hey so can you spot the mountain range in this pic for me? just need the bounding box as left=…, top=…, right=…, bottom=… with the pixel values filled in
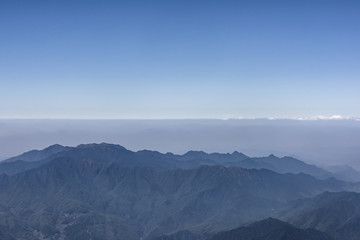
left=0, top=143, right=359, bottom=239
left=1, top=143, right=352, bottom=181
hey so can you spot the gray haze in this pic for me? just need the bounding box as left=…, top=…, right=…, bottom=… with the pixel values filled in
left=0, top=119, right=359, bottom=169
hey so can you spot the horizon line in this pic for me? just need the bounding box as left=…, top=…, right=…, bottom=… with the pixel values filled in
left=0, top=115, right=359, bottom=121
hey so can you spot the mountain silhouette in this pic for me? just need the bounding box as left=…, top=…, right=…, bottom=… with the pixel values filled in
left=208, top=218, right=332, bottom=240
left=0, top=143, right=359, bottom=239
left=0, top=143, right=338, bottom=180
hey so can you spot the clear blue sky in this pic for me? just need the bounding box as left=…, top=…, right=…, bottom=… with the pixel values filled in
left=1, top=0, right=359, bottom=119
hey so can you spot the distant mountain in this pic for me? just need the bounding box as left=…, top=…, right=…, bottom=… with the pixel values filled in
left=0, top=143, right=336, bottom=181
left=326, top=165, right=360, bottom=182
left=177, top=151, right=333, bottom=180
left=0, top=144, right=71, bottom=175
left=282, top=191, right=360, bottom=240
left=208, top=218, right=332, bottom=240
left=0, top=143, right=181, bottom=175
left=0, top=156, right=354, bottom=240
left=4, top=144, right=70, bottom=163
left=179, top=150, right=248, bottom=162
left=235, top=155, right=333, bottom=179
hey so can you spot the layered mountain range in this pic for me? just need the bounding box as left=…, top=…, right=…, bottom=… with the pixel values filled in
left=0, top=143, right=359, bottom=240
left=0, top=143, right=348, bottom=180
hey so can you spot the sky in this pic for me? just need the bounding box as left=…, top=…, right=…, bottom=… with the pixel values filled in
left=1, top=0, right=360, bottom=119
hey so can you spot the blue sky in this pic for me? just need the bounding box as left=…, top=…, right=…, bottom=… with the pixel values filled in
left=1, top=0, right=359, bottom=119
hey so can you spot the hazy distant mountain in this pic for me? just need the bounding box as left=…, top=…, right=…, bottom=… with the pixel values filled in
left=0, top=144, right=72, bottom=175
left=4, top=144, right=70, bottom=163
left=282, top=191, right=360, bottom=240
left=208, top=218, right=332, bottom=240
left=0, top=143, right=181, bottom=175
left=235, top=155, right=333, bottom=179
left=0, top=154, right=354, bottom=240
left=0, top=143, right=337, bottom=181
left=326, top=165, right=360, bottom=182
left=179, top=150, right=248, bottom=163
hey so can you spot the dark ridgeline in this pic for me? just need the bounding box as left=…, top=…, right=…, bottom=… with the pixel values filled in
left=0, top=143, right=339, bottom=179
left=208, top=218, right=332, bottom=240
left=3, top=144, right=70, bottom=163
left=0, top=143, right=359, bottom=240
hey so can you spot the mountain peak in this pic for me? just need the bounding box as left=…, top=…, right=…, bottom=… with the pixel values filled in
left=76, top=142, right=127, bottom=151
left=183, top=150, right=207, bottom=157
left=210, top=218, right=332, bottom=240
left=3, top=144, right=69, bottom=163
left=232, top=151, right=247, bottom=156
left=43, top=144, right=66, bottom=152
left=47, top=143, right=64, bottom=148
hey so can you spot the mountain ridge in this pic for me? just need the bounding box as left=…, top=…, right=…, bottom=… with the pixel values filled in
left=0, top=155, right=356, bottom=240
left=208, top=218, right=332, bottom=240
left=281, top=191, right=360, bottom=240
left=0, top=143, right=344, bottom=181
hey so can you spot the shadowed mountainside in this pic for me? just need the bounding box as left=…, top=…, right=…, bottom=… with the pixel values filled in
left=282, top=191, right=360, bottom=240
left=0, top=143, right=359, bottom=239
left=0, top=155, right=356, bottom=239
left=208, top=218, right=332, bottom=240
